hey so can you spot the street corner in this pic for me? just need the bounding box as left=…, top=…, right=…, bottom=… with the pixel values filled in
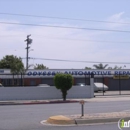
left=45, top=115, right=76, bottom=125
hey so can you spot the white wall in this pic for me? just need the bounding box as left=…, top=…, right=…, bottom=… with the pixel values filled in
left=0, top=85, right=93, bottom=101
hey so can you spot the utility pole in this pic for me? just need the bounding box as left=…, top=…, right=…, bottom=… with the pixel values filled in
left=25, top=35, right=33, bottom=70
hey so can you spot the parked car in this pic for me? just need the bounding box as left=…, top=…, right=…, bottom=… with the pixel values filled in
left=37, top=84, right=50, bottom=87
left=0, top=83, right=4, bottom=87
left=76, top=83, right=85, bottom=86
left=94, top=82, right=108, bottom=92
left=76, top=82, right=108, bottom=92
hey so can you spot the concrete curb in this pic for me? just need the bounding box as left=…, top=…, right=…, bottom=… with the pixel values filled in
left=45, top=112, right=130, bottom=125
left=0, top=100, right=79, bottom=105
left=47, top=115, right=75, bottom=125
left=75, top=118, right=121, bottom=124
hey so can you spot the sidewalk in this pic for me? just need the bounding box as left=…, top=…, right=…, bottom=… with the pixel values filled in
left=0, top=95, right=130, bottom=105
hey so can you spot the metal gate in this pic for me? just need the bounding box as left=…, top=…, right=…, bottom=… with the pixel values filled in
left=94, top=74, right=130, bottom=96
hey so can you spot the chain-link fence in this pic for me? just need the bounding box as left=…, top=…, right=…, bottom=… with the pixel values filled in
left=94, top=74, right=130, bottom=96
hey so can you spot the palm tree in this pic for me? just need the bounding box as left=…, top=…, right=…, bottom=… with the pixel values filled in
left=85, top=67, right=92, bottom=69
left=108, top=65, right=122, bottom=69
left=34, top=64, right=48, bottom=69
left=93, top=63, right=108, bottom=69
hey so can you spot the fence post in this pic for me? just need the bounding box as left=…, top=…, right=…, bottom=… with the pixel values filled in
left=103, top=75, right=104, bottom=96
left=85, top=74, right=87, bottom=85
left=119, top=73, right=121, bottom=95
left=90, top=72, right=94, bottom=98
left=21, top=73, right=23, bottom=86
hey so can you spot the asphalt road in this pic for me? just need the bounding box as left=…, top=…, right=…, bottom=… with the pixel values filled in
left=41, top=124, right=120, bottom=130
left=0, top=101, right=130, bottom=130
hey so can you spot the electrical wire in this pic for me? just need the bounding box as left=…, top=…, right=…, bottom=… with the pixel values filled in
left=0, top=21, right=130, bottom=33
left=34, top=36, right=130, bottom=43
left=22, top=57, right=130, bottom=65
left=0, top=35, right=129, bottom=44
left=0, top=12, right=130, bottom=25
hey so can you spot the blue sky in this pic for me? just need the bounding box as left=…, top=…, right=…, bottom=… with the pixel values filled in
left=0, top=0, right=130, bottom=69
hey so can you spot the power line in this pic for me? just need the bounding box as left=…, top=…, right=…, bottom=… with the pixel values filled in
left=23, top=57, right=130, bottom=65
left=34, top=36, right=130, bottom=43
left=0, top=21, right=130, bottom=33
left=0, top=35, right=129, bottom=44
left=0, top=12, right=130, bottom=25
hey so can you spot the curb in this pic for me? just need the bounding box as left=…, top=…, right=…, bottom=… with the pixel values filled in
left=45, top=112, right=130, bottom=125
left=47, top=115, right=75, bottom=125
left=0, top=100, right=79, bottom=105
left=75, top=118, right=120, bottom=124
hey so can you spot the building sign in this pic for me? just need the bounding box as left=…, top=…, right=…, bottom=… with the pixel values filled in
left=0, top=69, right=10, bottom=74
left=0, top=70, right=4, bottom=73
left=113, top=75, right=129, bottom=79
left=26, top=70, right=130, bottom=77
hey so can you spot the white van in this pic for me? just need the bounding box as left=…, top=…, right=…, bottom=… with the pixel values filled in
left=76, top=82, right=108, bottom=92
left=0, top=83, right=3, bottom=87
left=94, top=82, right=108, bottom=92
left=37, top=84, right=50, bottom=87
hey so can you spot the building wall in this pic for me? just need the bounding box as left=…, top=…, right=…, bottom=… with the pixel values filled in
left=2, top=76, right=130, bottom=91
left=1, top=69, right=130, bottom=91
left=108, top=78, right=130, bottom=90
left=0, top=86, right=93, bottom=101
left=23, top=77, right=90, bottom=86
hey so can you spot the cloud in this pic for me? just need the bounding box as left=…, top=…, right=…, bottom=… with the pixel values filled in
left=106, top=12, right=128, bottom=28
left=109, top=12, right=125, bottom=21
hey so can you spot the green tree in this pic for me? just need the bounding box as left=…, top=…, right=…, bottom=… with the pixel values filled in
left=0, top=55, right=24, bottom=73
left=34, top=64, right=48, bottom=69
left=54, top=74, right=73, bottom=101
left=93, top=63, right=108, bottom=69
left=0, top=55, right=24, bottom=86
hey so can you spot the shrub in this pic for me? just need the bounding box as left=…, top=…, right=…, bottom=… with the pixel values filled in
left=54, top=73, right=73, bottom=101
